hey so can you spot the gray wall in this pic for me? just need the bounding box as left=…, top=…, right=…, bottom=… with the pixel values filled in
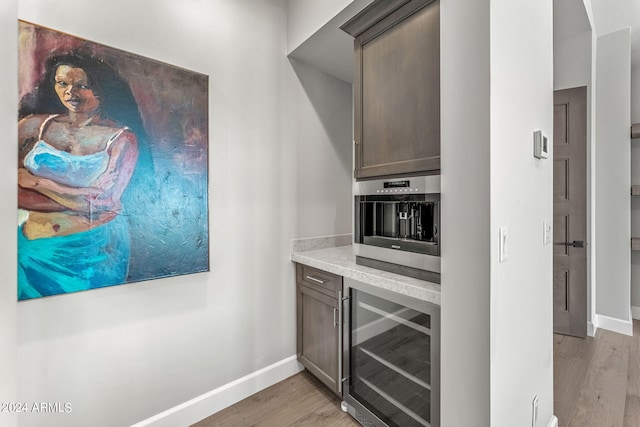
left=631, top=64, right=640, bottom=316
left=554, top=32, right=592, bottom=91
left=13, top=1, right=352, bottom=426
left=440, top=0, right=554, bottom=425
left=440, top=0, right=491, bottom=425
left=595, top=28, right=631, bottom=325
left=286, top=58, right=353, bottom=238
left=0, top=2, right=17, bottom=427
left=287, top=0, right=353, bottom=53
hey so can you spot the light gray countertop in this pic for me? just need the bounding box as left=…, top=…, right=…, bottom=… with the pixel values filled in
left=291, top=243, right=441, bottom=306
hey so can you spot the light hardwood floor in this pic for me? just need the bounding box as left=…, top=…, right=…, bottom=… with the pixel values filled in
left=192, top=371, right=359, bottom=427
left=555, top=319, right=640, bottom=427
left=194, top=320, right=640, bottom=427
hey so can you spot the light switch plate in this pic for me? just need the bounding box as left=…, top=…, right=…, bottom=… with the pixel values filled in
left=543, top=221, right=551, bottom=245
left=499, top=227, right=508, bottom=262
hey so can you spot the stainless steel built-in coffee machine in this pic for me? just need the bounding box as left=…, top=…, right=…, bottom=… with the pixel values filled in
left=354, top=176, right=440, bottom=283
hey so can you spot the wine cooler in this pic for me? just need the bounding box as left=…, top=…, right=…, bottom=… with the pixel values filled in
left=342, top=278, right=440, bottom=427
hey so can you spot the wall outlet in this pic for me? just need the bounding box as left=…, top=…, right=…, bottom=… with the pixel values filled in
left=532, top=395, right=539, bottom=427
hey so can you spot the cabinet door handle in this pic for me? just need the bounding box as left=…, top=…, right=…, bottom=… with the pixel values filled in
left=305, top=275, right=326, bottom=284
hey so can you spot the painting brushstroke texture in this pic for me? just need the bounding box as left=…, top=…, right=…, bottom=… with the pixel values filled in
left=17, top=21, right=209, bottom=300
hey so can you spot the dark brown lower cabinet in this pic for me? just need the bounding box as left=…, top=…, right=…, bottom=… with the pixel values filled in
left=296, top=263, right=343, bottom=397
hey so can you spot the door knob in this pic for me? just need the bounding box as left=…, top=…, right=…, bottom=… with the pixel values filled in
left=555, top=240, right=585, bottom=248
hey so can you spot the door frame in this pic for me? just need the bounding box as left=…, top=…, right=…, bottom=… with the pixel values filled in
left=585, top=85, right=594, bottom=338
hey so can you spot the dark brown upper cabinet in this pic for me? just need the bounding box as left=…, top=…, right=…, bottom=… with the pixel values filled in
left=341, top=0, right=440, bottom=181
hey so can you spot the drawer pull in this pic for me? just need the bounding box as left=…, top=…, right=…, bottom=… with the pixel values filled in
left=305, top=275, right=326, bottom=284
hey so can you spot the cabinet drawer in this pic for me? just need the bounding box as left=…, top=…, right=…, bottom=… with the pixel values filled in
left=296, top=263, right=342, bottom=296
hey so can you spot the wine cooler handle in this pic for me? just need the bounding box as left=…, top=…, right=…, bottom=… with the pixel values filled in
left=338, top=290, right=343, bottom=394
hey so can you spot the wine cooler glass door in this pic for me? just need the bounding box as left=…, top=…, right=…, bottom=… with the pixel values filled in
left=348, top=287, right=435, bottom=427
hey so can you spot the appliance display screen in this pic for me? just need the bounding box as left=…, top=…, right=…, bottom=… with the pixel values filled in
left=383, top=180, right=410, bottom=188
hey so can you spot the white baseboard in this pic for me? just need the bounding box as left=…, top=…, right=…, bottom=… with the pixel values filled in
left=131, top=355, right=304, bottom=427
left=548, top=415, right=558, bottom=427
left=593, top=313, right=633, bottom=336
left=632, top=305, right=640, bottom=321
left=587, top=320, right=596, bottom=337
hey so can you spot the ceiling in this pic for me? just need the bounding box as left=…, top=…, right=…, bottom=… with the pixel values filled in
left=290, top=0, right=640, bottom=84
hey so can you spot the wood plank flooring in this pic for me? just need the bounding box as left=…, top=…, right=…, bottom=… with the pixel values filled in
left=625, top=321, right=640, bottom=426
left=194, top=320, right=640, bottom=427
left=192, top=370, right=359, bottom=427
left=555, top=320, right=640, bottom=427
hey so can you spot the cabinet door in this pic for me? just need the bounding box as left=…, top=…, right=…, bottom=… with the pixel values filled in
left=353, top=0, right=440, bottom=180
left=296, top=284, right=341, bottom=396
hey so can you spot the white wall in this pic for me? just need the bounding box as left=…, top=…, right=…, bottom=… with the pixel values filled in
left=286, top=0, right=374, bottom=84
left=594, top=28, right=632, bottom=331
left=285, top=58, right=353, bottom=238
left=0, top=1, right=18, bottom=427
left=442, top=0, right=554, bottom=425
left=286, top=0, right=353, bottom=53
left=15, top=1, right=352, bottom=426
left=555, top=32, right=592, bottom=90
left=440, top=0, right=491, bottom=424
left=630, top=64, right=640, bottom=316
left=489, top=0, right=555, bottom=426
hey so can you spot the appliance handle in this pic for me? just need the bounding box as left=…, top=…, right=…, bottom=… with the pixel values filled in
left=338, top=290, right=344, bottom=393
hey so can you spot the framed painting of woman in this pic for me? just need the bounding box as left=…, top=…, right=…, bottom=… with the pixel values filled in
left=18, top=21, right=209, bottom=300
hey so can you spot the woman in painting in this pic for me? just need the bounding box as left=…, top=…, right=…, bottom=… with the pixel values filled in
left=18, top=52, right=147, bottom=300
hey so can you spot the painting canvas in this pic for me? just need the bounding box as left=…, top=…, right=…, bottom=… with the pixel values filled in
left=17, top=21, right=209, bottom=301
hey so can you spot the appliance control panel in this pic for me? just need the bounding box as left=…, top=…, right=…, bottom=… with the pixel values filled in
left=354, top=175, right=441, bottom=195
left=376, top=187, right=421, bottom=194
